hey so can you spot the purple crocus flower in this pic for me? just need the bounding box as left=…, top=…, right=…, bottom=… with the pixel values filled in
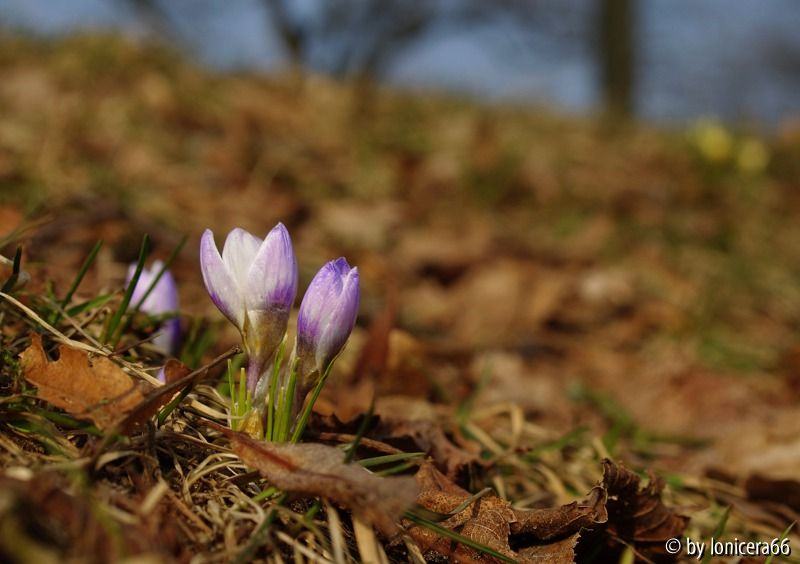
left=295, top=257, right=360, bottom=383
left=200, top=224, right=298, bottom=392
left=126, top=260, right=180, bottom=356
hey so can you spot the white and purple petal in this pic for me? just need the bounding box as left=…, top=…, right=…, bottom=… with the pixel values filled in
left=126, top=260, right=181, bottom=355
left=246, top=222, right=298, bottom=312
left=297, top=258, right=359, bottom=375
left=222, top=227, right=262, bottom=289
left=200, top=229, right=244, bottom=328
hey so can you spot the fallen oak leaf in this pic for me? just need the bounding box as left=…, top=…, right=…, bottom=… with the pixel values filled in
left=510, top=486, right=608, bottom=540
left=602, top=458, right=689, bottom=559
left=21, top=335, right=240, bottom=440
left=517, top=532, right=581, bottom=564
left=208, top=422, right=418, bottom=536
left=21, top=334, right=146, bottom=431
left=409, top=463, right=607, bottom=562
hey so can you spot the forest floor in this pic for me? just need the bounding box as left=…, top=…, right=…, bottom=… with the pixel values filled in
left=1, top=33, right=800, bottom=563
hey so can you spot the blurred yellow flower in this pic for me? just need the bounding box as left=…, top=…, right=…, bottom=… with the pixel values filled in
left=692, top=120, right=733, bottom=163
left=736, top=138, right=769, bottom=174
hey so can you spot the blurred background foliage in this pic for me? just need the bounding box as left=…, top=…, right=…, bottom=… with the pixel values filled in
left=0, top=0, right=799, bottom=124
left=0, top=0, right=799, bottom=477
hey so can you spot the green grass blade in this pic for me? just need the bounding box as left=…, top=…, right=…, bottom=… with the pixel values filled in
left=525, top=426, right=589, bottom=459
left=51, top=240, right=102, bottom=324
left=701, top=506, right=730, bottom=564
left=234, top=493, right=287, bottom=564
left=156, top=383, right=193, bottom=426
left=104, top=234, right=150, bottom=346
left=181, top=320, right=216, bottom=369
left=403, top=511, right=517, bottom=563
left=66, top=293, right=114, bottom=317
left=266, top=340, right=285, bottom=442
left=0, top=246, right=22, bottom=293
left=290, top=361, right=332, bottom=443
left=251, top=486, right=280, bottom=503
left=375, top=461, right=417, bottom=476
left=130, top=235, right=186, bottom=314
left=117, top=234, right=186, bottom=342
left=276, top=364, right=297, bottom=442
left=358, top=452, right=425, bottom=468
left=226, top=360, right=236, bottom=429
left=764, top=520, right=796, bottom=564
left=344, top=401, right=374, bottom=463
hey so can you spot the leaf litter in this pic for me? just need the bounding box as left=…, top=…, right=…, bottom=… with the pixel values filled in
left=20, top=333, right=147, bottom=431
left=210, top=421, right=419, bottom=536
left=406, top=459, right=687, bottom=562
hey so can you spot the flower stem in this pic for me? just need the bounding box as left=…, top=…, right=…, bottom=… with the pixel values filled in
left=275, top=362, right=298, bottom=441
left=290, top=362, right=333, bottom=443
left=265, top=343, right=285, bottom=441
left=245, top=355, right=263, bottom=396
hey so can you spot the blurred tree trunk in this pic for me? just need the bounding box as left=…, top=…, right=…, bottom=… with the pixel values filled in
left=599, top=0, right=635, bottom=117
left=263, top=0, right=306, bottom=91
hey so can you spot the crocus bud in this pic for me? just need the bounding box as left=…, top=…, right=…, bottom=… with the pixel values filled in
left=126, top=260, right=180, bottom=355
left=200, top=224, right=298, bottom=391
left=295, top=258, right=359, bottom=382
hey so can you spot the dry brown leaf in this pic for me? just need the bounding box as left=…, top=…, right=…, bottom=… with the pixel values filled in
left=517, top=532, right=581, bottom=564
left=380, top=418, right=479, bottom=479
left=511, top=486, right=608, bottom=540
left=409, top=464, right=517, bottom=560
left=212, top=423, right=418, bottom=535
left=20, top=334, right=146, bottom=431
left=375, top=397, right=480, bottom=479
left=0, top=472, right=180, bottom=561
left=350, top=284, right=396, bottom=386
left=409, top=463, right=606, bottom=562
left=745, top=473, right=800, bottom=513
left=162, top=358, right=191, bottom=385
left=602, top=458, right=689, bottom=557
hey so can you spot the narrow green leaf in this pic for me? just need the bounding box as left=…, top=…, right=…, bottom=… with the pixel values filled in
left=375, top=461, right=417, bottom=476
left=344, top=401, right=375, bottom=463
left=156, top=383, right=193, bottom=426
left=227, top=360, right=236, bottom=430
left=0, top=246, right=22, bottom=293
left=251, top=486, right=280, bottom=503
left=66, top=293, right=114, bottom=317
left=701, top=506, right=730, bottom=564
left=403, top=511, right=517, bottom=563
left=266, top=340, right=285, bottom=442
left=275, top=363, right=298, bottom=442
left=234, top=493, right=287, bottom=564
left=105, top=234, right=150, bottom=346
left=290, top=361, right=333, bottom=443
left=764, top=520, right=796, bottom=564
left=131, top=235, right=186, bottom=314
left=358, top=452, right=425, bottom=468
left=51, top=240, right=102, bottom=324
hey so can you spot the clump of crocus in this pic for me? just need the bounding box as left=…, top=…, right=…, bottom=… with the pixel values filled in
left=126, top=260, right=180, bottom=357
left=200, top=224, right=298, bottom=393
left=200, top=224, right=359, bottom=442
